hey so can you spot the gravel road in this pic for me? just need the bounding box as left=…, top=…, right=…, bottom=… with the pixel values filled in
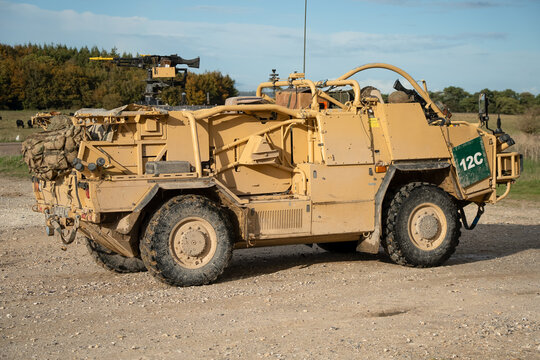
left=0, top=143, right=22, bottom=156
left=0, top=176, right=539, bottom=359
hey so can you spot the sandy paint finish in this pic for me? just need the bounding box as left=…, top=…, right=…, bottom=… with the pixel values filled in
left=28, top=64, right=521, bottom=257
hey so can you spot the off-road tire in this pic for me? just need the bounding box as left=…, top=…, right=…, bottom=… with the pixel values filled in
left=86, top=237, right=147, bottom=273
left=381, top=182, right=461, bottom=267
left=140, top=195, right=234, bottom=287
left=317, top=241, right=358, bottom=253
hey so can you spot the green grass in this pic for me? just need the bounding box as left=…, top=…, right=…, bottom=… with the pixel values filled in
left=452, top=112, right=522, bottom=135
left=0, top=155, right=29, bottom=178
left=500, top=158, right=540, bottom=201
left=0, top=109, right=41, bottom=142
left=0, top=109, right=74, bottom=143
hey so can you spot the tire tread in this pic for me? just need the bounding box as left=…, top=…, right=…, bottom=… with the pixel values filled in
left=86, top=238, right=147, bottom=273
left=381, top=182, right=461, bottom=267
left=140, top=195, right=233, bottom=286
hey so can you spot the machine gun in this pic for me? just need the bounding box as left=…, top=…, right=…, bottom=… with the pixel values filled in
left=393, top=79, right=427, bottom=108
left=90, top=54, right=200, bottom=105
left=393, top=79, right=447, bottom=123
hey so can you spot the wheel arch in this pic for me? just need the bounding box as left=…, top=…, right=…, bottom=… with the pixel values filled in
left=80, top=178, right=244, bottom=258
left=131, top=180, right=243, bottom=251
left=139, top=192, right=235, bottom=286
left=359, top=161, right=458, bottom=254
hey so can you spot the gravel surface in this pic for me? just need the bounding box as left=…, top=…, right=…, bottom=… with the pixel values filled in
left=0, top=143, right=22, bottom=156
left=0, top=176, right=539, bottom=359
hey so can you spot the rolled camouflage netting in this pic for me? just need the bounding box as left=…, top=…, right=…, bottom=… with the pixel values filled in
left=22, top=115, right=83, bottom=181
left=388, top=91, right=413, bottom=104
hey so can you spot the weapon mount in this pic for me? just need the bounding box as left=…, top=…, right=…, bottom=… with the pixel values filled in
left=90, top=54, right=200, bottom=105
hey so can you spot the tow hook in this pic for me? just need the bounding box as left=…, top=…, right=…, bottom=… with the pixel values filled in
left=44, top=210, right=80, bottom=244
left=57, top=216, right=80, bottom=244
left=459, top=203, right=485, bottom=230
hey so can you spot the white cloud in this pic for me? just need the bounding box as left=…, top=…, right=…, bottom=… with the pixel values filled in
left=0, top=1, right=535, bottom=94
left=355, top=0, right=511, bottom=9
left=186, top=5, right=255, bottom=14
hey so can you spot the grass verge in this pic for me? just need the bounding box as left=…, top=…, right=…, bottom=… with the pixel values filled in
left=0, top=109, right=42, bottom=142
left=500, top=158, right=540, bottom=201
left=452, top=113, right=522, bottom=135
left=0, top=155, right=29, bottom=178
left=0, top=109, right=74, bottom=143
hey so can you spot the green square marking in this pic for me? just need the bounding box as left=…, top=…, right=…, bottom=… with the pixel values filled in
left=452, top=136, right=491, bottom=188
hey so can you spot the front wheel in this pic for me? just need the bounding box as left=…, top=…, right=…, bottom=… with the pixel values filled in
left=140, top=195, right=234, bottom=287
left=381, top=183, right=461, bottom=267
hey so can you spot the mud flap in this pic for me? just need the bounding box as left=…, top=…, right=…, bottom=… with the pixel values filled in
left=356, top=230, right=380, bottom=254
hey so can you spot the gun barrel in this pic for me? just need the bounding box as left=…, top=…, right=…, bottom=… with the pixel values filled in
left=149, top=55, right=200, bottom=69
left=179, top=57, right=200, bottom=69
left=89, top=57, right=115, bottom=61
left=89, top=54, right=200, bottom=68
left=393, top=79, right=410, bottom=94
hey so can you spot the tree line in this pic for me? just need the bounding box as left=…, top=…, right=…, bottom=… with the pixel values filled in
left=1, top=44, right=539, bottom=114
left=0, top=44, right=237, bottom=110
left=428, top=86, right=540, bottom=115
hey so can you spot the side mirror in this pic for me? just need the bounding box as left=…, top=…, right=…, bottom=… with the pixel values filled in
left=479, top=93, right=489, bottom=116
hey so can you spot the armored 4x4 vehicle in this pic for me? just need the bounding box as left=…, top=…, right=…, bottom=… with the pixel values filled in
left=25, top=63, right=521, bottom=286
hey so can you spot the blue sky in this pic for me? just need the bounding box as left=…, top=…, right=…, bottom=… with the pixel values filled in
left=0, top=0, right=539, bottom=94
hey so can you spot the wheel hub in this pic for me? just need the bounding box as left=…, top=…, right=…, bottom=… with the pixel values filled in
left=169, top=218, right=218, bottom=269
left=416, top=215, right=440, bottom=240
left=180, top=229, right=207, bottom=257
left=408, top=203, right=447, bottom=251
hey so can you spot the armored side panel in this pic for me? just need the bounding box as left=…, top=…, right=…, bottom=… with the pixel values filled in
left=316, top=113, right=373, bottom=165
left=298, top=164, right=375, bottom=235
left=377, top=103, right=450, bottom=161
left=209, top=113, right=297, bottom=195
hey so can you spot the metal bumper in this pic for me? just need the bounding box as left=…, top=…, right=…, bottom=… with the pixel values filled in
left=496, top=152, right=521, bottom=183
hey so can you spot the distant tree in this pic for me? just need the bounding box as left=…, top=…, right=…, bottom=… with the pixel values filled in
left=440, top=86, right=471, bottom=112
left=184, top=71, right=238, bottom=105
left=0, top=58, right=22, bottom=109
left=0, top=44, right=144, bottom=109
left=101, top=93, right=124, bottom=109
left=22, top=55, right=54, bottom=109
left=0, top=43, right=537, bottom=114
left=478, top=88, right=495, bottom=100
left=520, top=92, right=535, bottom=108
left=494, top=96, right=521, bottom=115
left=160, top=87, right=185, bottom=106
left=459, top=95, right=478, bottom=113
left=429, top=90, right=443, bottom=104
left=497, top=89, right=519, bottom=100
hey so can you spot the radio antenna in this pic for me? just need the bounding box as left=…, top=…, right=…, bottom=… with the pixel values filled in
left=303, top=0, right=307, bottom=74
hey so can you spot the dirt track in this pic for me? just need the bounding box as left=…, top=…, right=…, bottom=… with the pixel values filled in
left=0, top=176, right=539, bottom=359
left=0, top=143, right=22, bottom=156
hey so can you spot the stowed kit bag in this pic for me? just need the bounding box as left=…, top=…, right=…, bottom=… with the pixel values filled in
left=22, top=115, right=83, bottom=181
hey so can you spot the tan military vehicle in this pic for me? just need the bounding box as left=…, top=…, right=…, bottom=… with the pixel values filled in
left=24, top=63, right=521, bottom=286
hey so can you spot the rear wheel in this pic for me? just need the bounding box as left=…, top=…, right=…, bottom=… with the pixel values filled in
left=140, top=195, right=234, bottom=287
left=381, top=183, right=461, bottom=267
left=86, top=238, right=147, bottom=273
